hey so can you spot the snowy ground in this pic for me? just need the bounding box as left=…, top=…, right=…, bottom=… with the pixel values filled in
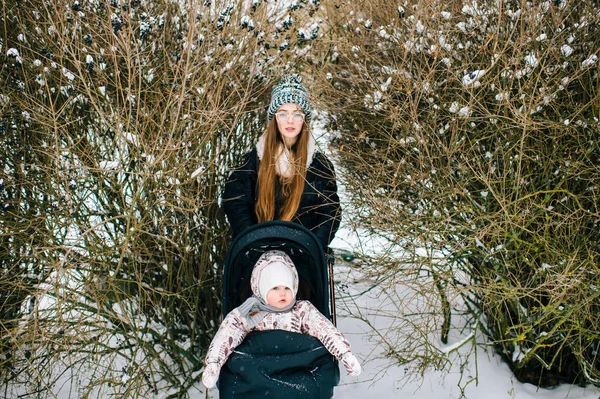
left=324, top=221, right=600, bottom=399
left=330, top=242, right=600, bottom=399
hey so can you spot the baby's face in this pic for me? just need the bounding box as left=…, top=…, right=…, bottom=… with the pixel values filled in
left=266, top=286, right=294, bottom=308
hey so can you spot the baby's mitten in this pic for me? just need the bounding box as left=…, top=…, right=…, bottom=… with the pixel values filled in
left=202, top=363, right=221, bottom=389
left=341, top=352, right=362, bottom=376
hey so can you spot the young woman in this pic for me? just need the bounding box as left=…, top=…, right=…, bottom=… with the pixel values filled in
left=222, top=74, right=341, bottom=252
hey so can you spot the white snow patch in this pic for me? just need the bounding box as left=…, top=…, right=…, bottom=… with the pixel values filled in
left=7, top=47, right=22, bottom=63
left=62, top=68, right=75, bottom=81
left=512, top=344, right=530, bottom=363
left=145, top=68, right=155, bottom=83
left=458, top=106, right=471, bottom=118
left=191, top=165, right=206, bottom=179
left=540, top=1, right=551, bottom=12
left=495, top=92, right=509, bottom=101
left=462, top=3, right=479, bottom=16
left=380, top=77, right=392, bottom=92
left=462, top=70, right=486, bottom=87
left=415, top=21, right=425, bottom=35
left=99, top=161, right=119, bottom=170
left=123, top=132, right=139, bottom=146
left=560, top=44, right=574, bottom=57
left=524, top=53, right=538, bottom=68
left=582, top=54, right=598, bottom=68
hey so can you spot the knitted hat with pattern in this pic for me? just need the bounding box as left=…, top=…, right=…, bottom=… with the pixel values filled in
left=267, top=74, right=312, bottom=122
left=250, top=250, right=299, bottom=303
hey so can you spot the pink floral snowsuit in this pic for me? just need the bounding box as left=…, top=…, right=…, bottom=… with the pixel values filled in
left=204, top=300, right=352, bottom=369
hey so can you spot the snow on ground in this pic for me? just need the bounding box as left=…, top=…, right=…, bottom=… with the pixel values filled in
left=327, top=226, right=600, bottom=399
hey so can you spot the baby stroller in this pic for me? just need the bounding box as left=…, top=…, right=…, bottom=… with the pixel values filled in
left=218, top=220, right=340, bottom=398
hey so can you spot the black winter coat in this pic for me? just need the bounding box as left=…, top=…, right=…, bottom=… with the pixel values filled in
left=222, top=148, right=341, bottom=250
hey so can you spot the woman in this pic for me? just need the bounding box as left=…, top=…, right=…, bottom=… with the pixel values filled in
left=223, top=74, right=341, bottom=252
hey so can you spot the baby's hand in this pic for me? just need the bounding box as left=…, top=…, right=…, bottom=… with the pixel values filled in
left=202, top=363, right=221, bottom=389
left=341, top=352, right=362, bottom=376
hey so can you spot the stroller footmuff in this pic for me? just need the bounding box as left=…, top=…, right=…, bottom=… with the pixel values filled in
left=218, top=221, right=340, bottom=398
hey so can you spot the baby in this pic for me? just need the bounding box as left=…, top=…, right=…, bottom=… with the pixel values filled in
left=202, top=250, right=361, bottom=389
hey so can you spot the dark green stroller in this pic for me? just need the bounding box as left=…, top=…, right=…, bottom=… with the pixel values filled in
left=217, top=220, right=340, bottom=398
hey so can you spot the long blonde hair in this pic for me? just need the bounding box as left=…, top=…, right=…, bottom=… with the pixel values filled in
left=256, top=118, right=310, bottom=222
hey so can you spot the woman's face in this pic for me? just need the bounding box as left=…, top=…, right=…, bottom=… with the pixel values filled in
left=275, top=103, right=305, bottom=147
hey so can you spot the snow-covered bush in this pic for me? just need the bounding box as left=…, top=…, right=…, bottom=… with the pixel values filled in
left=0, top=0, right=325, bottom=397
left=317, top=0, right=600, bottom=388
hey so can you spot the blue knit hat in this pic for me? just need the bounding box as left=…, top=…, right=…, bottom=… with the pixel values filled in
left=268, top=74, right=312, bottom=122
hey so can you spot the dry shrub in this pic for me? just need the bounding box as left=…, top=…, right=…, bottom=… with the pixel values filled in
left=316, top=0, right=600, bottom=388
left=1, top=0, right=327, bottom=397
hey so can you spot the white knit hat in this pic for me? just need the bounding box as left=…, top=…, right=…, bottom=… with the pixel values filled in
left=257, top=262, right=296, bottom=302
left=251, top=250, right=299, bottom=302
